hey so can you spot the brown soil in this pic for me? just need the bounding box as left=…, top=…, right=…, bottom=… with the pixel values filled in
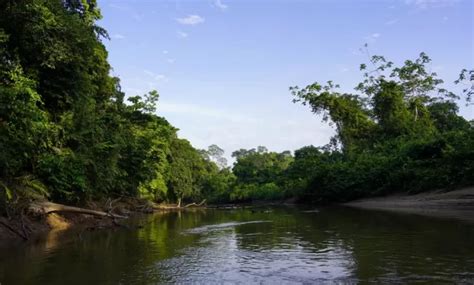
left=0, top=198, right=150, bottom=242
left=0, top=198, right=208, bottom=243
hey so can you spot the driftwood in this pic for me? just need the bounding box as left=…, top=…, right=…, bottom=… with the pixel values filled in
left=152, top=204, right=177, bottom=210
left=152, top=199, right=207, bottom=210
left=29, top=201, right=126, bottom=219
left=183, top=199, right=207, bottom=208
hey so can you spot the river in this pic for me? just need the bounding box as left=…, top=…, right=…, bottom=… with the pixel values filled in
left=1, top=206, right=473, bottom=284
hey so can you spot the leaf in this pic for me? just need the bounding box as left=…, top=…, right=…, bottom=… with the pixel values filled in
left=0, top=181, right=13, bottom=200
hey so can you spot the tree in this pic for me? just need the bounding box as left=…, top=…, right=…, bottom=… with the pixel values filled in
left=291, top=81, right=375, bottom=152
left=167, top=138, right=207, bottom=206
left=202, top=144, right=228, bottom=169
left=455, top=69, right=474, bottom=105
left=230, top=147, right=293, bottom=201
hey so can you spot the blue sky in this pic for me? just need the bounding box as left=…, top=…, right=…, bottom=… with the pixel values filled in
left=99, top=0, right=473, bottom=159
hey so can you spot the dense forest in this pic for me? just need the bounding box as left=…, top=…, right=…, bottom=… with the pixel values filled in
left=1, top=0, right=473, bottom=215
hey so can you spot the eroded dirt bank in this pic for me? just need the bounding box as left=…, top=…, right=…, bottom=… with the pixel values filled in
left=0, top=198, right=207, bottom=243
left=0, top=200, right=137, bottom=242
left=345, top=187, right=474, bottom=222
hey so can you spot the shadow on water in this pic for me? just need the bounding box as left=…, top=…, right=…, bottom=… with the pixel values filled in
left=0, top=206, right=473, bottom=284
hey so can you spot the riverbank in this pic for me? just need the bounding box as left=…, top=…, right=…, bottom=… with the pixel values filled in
left=0, top=198, right=211, bottom=242
left=345, top=186, right=474, bottom=222
left=4, top=187, right=474, bottom=241
left=0, top=198, right=150, bottom=242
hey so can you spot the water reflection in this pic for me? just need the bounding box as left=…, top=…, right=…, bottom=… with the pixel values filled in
left=0, top=206, right=473, bottom=284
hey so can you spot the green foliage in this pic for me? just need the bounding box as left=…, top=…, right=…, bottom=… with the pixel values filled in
left=0, top=64, right=51, bottom=178
left=287, top=52, right=474, bottom=203
left=0, top=0, right=471, bottom=209
left=228, top=148, right=292, bottom=202
left=37, top=150, right=87, bottom=201
left=224, top=53, right=474, bottom=204
left=0, top=0, right=229, bottom=208
left=455, top=69, right=474, bottom=104
left=167, top=138, right=201, bottom=203
left=291, top=82, right=376, bottom=152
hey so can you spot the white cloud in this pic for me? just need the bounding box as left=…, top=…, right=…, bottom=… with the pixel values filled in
left=433, top=65, right=444, bottom=72
left=405, top=0, right=460, bottom=9
left=132, top=13, right=144, bottom=22
left=365, top=33, right=381, bottom=43
left=108, top=3, right=128, bottom=10
left=177, top=31, right=188, bottom=38
left=163, top=50, right=169, bottom=54
left=214, top=0, right=228, bottom=10
left=385, top=18, right=399, bottom=25
left=144, top=70, right=167, bottom=82
left=167, top=58, right=176, bottom=64
left=349, top=47, right=364, bottom=56
left=158, top=102, right=334, bottom=161
left=176, top=15, right=205, bottom=25
left=122, top=87, right=144, bottom=96
left=159, top=102, right=256, bottom=123
left=111, top=34, right=125, bottom=40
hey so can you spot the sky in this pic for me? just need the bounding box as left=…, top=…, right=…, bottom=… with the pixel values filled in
left=98, top=0, right=474, bottom=159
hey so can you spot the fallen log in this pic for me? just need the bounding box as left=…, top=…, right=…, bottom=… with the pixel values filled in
left=183, top=199, right=207, bottom=208
left=151, top=199, right=207, bottom=210
left=151, top=203, right=179, bottom=210
left=29, top=201, right=127, bottom=219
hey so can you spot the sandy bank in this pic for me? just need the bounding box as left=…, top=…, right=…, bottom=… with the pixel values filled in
left=345, top=187, right=474, bottom=222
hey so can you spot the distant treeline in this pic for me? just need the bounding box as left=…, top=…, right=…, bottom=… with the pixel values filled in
left=225, top=54, right=474, bottom=203
left=1, top=1, right=473, bottom=212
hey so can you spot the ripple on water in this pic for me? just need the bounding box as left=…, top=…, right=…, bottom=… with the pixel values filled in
left=1, top=207, right=474, bottom=284
left=183, top=220, right=272, bottom=234
left=153, top=228, right=356, bottom=284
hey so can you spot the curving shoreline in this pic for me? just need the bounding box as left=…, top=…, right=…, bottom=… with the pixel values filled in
left=345, top=187, right=474, bottom=222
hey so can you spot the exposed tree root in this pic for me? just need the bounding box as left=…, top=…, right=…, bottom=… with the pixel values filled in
left=29, top=201, right=127, bottom=219
left=0, top=217, right=28, bottom=240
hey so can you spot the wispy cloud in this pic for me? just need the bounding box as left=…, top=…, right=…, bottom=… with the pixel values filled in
left=111, top=34, right=125, bottom=40
left=158, top=102, right=334, bottom=162
left=132, top=13, right=144, bottom=22
left=349, top=47, right=364, bottom=56
left=385, top=18, right=399, bottom=25
left=176, top=15, right=205, bottom=25
left=405, top=0, right=460, bottom=9
left=163, top=50, right=169, bottom=54
left=214, top=0, right=228, bottom=10
left=167, top=58, right=176, bottom=64
left=144, top=70, right=167, bottom=82
left=177, top=31, right=188, bottom=38
left=107, top=3, right=143, bottom=22
left=108, top=3, right=129, bottom=11
left=159, top=102, right=256, bottom=123
left=365, top=33, right=381, bottom=43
